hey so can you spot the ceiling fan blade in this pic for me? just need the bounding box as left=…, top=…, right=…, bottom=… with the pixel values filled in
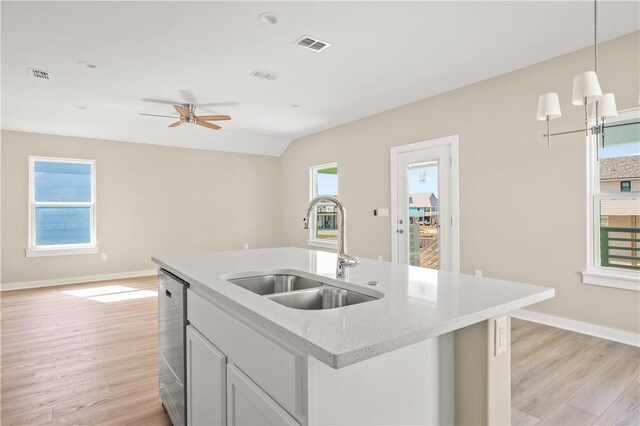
left=197, top=115, right=231, bottom=121
left=140, top=113, right=179, bottom=119
left=168, top=121, right=182, bottom=128
left=196, top=120, right=221, bottom=130
left=141, top=98, right=181, bottom=105
left=174, top=105, right=190, bottom=117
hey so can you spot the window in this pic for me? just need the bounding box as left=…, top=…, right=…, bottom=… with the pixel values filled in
left=309, top=163, right=338, bottom=247
left=583, top=109, right=640, bottom=290
left=27, top=157, right=97, bottom=257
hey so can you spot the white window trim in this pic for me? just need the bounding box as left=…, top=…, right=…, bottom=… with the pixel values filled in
left=308, top=162, right=338, bottom=249
left=26, top=156, right=98, bottom=258
left=583, top=108, right=640, bottom=291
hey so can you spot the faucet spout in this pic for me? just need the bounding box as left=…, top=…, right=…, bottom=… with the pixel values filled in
left=304, top=196, right=359, bottom=278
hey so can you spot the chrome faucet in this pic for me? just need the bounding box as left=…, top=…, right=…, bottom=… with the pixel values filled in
left=303, top=196, right=359, bottom=278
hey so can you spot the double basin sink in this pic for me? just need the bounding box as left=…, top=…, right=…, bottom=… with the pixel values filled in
left=225, top=272, right=382, bottom=310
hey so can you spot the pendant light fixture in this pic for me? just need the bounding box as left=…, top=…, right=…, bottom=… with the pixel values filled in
left=536, top=0, right=621, bottom=147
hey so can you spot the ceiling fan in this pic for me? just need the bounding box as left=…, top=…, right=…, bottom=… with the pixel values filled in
left=140, top=104, right=231, bottom=130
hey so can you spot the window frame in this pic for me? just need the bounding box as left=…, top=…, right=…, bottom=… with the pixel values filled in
left=582, top=108, right=640, bottom=291
left=26, top=156, right=98, bottom=257
left=307, top=162, right=339, bottom=249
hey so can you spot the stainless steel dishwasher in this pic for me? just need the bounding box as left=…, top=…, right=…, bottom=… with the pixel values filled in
left=158, top=269, right=188, bottom=426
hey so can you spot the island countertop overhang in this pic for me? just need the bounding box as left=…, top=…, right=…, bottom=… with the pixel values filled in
left=152, top=247, right=554, bottom=368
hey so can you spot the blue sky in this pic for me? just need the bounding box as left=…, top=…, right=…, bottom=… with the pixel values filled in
left=599, top=141, right=640, bottom=159
left=317, top=173, right=338, bottom=196
left=408, top=166, right=438, bottom=195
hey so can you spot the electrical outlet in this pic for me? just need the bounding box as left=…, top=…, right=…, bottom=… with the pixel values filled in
left=100, top=253, right=107, bottom=261
left=378, top=255, right=383, bottom=261
left=494, top=316, right=508, bottom=356
left=475, top=269, right=482, bottom=277
left=243, top=243, right=249, bottom=250
left=377, top=208, right=389, bottom=217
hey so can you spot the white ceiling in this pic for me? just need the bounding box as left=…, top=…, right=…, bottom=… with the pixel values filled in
left=2, top=1, right=639, bottom=157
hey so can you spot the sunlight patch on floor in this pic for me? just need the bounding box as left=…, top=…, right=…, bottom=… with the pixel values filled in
left=88, top=290, right=158, bottom=303
left=62, top=285, right=138, bottom=297
left=62, top=285, right=157, bottom=302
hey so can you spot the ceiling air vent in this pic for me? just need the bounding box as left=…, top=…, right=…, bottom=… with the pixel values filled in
left=250, top=69, right=281, bottom=81
left=26, top=68, right=52, bottom=80
left=295, top=35, right=330, bottom=52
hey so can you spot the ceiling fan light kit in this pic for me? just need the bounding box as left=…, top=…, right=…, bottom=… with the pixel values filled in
left=536, top=0, right=637, bottom=149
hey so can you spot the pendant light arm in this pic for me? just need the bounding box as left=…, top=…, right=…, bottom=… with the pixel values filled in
left=594, top=0, right=598, bottom=75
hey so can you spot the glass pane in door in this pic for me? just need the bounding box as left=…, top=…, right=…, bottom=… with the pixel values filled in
left=407, top=162, right=439, bottom=269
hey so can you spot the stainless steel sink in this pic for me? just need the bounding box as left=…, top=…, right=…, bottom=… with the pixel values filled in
left=267, top=287, right=376, bottom=310
left=225, top=271, right=382, bottom=310
left=227, top=274, right=323, bottom=296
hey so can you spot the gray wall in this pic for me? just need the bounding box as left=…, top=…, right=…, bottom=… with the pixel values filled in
left=1, top=130, right=282, bottom=284
left=279, top=32, right=640, bottom=333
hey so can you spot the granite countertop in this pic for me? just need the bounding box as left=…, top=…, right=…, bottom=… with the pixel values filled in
left=152, top=247, right=554, bottom=368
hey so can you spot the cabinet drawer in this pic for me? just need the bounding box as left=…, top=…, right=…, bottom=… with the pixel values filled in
left=188, top=290, right=301, bottom=416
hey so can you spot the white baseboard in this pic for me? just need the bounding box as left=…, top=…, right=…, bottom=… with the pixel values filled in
left=0, top=269, right=158, bottom=291
left=512, top=309, right=640, bottom=348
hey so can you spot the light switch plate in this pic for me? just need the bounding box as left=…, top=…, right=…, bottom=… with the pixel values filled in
left=494, top=316, right=508, bottom=356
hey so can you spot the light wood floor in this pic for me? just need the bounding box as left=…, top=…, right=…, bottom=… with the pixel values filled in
left=512, top=318, right=639, bottom=425
left=1, top=277, right=638, bottom=425
left=0, top=276, right=171, bottom=425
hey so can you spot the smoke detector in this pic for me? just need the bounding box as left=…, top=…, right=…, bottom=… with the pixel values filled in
left=26, top=68, right=52, bottom=80
left=250, top=69, right=281, bottom=81
left=295, top=35, right=330, bottom=52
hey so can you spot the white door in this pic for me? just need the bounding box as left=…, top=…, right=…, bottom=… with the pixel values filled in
left=227, top=364, right=299, bottom=426
left=391, top=136, right=459, bottom=271
left=186, top=325, right=227, bottom=426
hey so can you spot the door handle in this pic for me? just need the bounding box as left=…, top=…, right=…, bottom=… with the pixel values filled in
left=397, top=229, right=404, bottom=234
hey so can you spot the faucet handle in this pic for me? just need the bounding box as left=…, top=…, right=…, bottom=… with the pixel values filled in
left=340, top=254, right=359, bottom=267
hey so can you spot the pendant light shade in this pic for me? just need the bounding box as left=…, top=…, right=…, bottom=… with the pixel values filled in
left=537, top=93, right=562, bottom=121
left=598, top=93, right=618, bottom=118
left=572, top=71, right=602, bottom=105
left=535, top=1, right=625, bottom=147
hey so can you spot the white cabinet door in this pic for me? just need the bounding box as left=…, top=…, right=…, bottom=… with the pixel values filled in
left=227, top=364, right=299, bottom=426
left=186, top=325, right=226, bottom=426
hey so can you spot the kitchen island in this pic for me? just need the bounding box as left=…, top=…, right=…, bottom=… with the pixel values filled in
left=152, top=247, right=554, bottom=426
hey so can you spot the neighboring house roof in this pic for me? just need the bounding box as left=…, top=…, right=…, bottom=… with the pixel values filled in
left=600, top=155, right=640, bottom=180
left=409, top=193, right=438, bottom=208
